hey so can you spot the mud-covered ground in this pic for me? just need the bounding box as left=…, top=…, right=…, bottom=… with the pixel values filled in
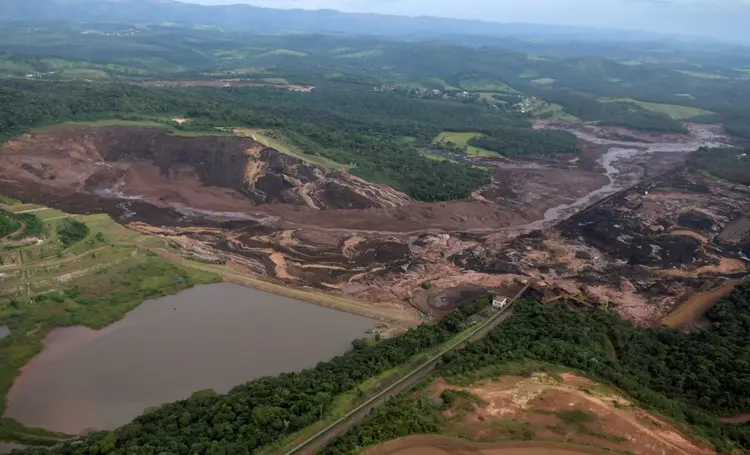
left=0, top=123, right=743, bottom=326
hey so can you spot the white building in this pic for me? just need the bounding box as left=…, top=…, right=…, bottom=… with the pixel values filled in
left=492, top=298, right=508, bottom=309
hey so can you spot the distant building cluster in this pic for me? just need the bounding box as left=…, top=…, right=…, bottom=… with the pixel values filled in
left=374, top=84, right=476, bottom=101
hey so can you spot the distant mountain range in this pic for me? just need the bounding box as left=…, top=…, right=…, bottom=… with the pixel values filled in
left=0, top=0, right=685, bottom=42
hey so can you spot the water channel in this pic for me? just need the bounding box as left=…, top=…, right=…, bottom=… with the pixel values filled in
left=519, top=124, right=731, bottom=231
left=5, top=283, right=374, bottom=435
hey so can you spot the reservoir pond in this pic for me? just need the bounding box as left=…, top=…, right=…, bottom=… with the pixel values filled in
left=5, top=283, right=374, bottom=434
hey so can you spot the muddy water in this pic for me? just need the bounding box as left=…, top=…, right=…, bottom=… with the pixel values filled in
left=521, top=124, right=731, bottom=231
left=0, top=326, right=9, bottom=339
left=6, top=283, right=374, bottom=435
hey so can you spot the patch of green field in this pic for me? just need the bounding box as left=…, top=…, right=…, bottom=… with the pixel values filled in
left=420, top=77, right=460, bottom=91
left=256, top=49, right=307, bottom=59
left=531, top=78, right=555, bottom=85
left=116, top=57, right=186, bottom=74
left=0, top=204, right=220, bottom=443
left=423, top=153, right=459, bottom=164
left=336, top=50, right=383, bottom=59
left=605, top=77, right=621, bottom=83
left=526, top=55, right=553, bottom=62
left=433, top=131, right=481, bottom=147
left=678, top=70, right=729, bottom=80
left=619, top=60, right=642, bottom=66
left=24, top=208, right=67, bottom=222
left=600, top=98, right=715, bottom=120
left=519, top=69, right=539, bottom=79
left=59, top=68, right=110, bottom=79
left=457, top=78, right=518, bottom=94
left=675, top=93, right=695, bottom=99
left=433, top=132, right=500, bottom=158
left=466, top=148, right=502, bottom=158
left=204, top=67, right=266, bottom=76
left=477, top=93, right=509, bottom=105
left=259, top=77, right=289, bottom=84
left=237, top=129, right=347, bottom=171
left=533, top=103, right=580, bottom=122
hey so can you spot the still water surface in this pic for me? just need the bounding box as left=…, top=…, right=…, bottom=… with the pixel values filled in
left=6, top=283, right=373, bottom=434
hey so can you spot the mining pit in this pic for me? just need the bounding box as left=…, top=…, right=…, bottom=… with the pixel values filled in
left=0, top=123, right=744, bottom=327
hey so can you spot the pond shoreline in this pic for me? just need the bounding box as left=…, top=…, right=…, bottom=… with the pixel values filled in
left=5, top=283, right=374, bottom=435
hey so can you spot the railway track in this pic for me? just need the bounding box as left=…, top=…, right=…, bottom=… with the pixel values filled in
left=283, top=284, right=530, bottom=455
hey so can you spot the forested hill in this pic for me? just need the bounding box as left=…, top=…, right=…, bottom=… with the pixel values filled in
left=0, top=26, right=748, bottom=138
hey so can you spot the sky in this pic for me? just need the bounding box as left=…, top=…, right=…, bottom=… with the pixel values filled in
left=183, top=0, right=750, bottom=42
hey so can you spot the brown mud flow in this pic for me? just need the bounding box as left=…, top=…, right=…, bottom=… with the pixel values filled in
left=0, top=123, right=744, bottom=327
left=5, top=283, right=374, bottom=434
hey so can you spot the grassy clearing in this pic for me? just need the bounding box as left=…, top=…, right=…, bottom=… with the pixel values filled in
left=457, top=79, right=518, bottom=94
left=256, top=49, right=307, bottom=59
left=677, top=70, right=729, bottom=80
left=526, top=55, right=553, bottom=62
left=531, top=78, right=555, bottom=85
left=533, top=103, right=580, bottom=122
left=0, top=203, right=220, bottom=443
left=235, top=129, right=347, bottom=171
left=423, top=153, right=459, bottom=164
left=433, top=132, right=500, bottom=158
left=519, top=69, right=539, bottom=79
left=600, top=98, right=715, bottom=120
left=59, top=68, right=109, bottom=79
left=259, top=77, right=289, bottom=84
left=336, top=50, right=383, bottom=59
left=477, top=93, right=507, bottom=104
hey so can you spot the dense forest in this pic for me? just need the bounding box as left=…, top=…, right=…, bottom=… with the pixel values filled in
left=690, top=147, right=750, bottom=185
left=18, top=298, right=490, bottom=454
left=468, top=127, right=579, bottom=156
left=320, top=395, right=445, bottom=455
